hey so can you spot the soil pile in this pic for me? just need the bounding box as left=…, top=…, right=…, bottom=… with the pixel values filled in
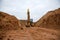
left=35, top=8, right=60, bottom=30
left=0, top=12, right=21, bottom=30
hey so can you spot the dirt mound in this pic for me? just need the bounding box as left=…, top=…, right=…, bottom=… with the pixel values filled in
left=35, top=8, right=60, bottom=30
left=0, top=11, right=21, bottom=30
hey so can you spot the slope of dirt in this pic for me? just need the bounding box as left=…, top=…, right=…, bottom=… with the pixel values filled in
left=0, top=11, right=25, bottom=40
left=28, top=27, right=60, bottom=40
left=0, top=27, right=59, bottom=40
left=35, top=8, right=60, bottom=30
left=0, top=11, right=21, bottom=30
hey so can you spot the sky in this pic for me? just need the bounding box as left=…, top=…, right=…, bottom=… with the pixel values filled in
left=0, top=0, right=60, bottom=22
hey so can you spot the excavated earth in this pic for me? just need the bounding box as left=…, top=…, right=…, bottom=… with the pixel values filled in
left=0, top=8, right=60, bottom=40
left=0, top=27, right=60, bottom=40
left=35, top=8, right=60, bottom=30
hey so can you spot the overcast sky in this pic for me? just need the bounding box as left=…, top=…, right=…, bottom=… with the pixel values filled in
left=0, top=0, right=60, bottom=22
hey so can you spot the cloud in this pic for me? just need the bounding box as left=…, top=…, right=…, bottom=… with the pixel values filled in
left=0, top=0, right=60, bottom=22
